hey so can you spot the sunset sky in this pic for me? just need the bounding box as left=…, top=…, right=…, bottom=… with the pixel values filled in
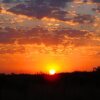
left=0, top=0, right=100, bottom=74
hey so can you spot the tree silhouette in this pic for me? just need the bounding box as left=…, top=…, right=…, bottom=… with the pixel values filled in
left=93, top=66, right=100, bottom=72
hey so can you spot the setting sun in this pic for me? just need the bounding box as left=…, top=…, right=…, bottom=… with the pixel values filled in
left=49, top=69, right=56, bottom=75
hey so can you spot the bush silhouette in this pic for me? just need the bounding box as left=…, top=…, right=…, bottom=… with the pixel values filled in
left=93, top=66, right=100, bottom=72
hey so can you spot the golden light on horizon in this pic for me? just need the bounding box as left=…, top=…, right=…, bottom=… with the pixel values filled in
left=46, top=63, right=60, bottom=73
left=49, top=69, right=56, bottom=75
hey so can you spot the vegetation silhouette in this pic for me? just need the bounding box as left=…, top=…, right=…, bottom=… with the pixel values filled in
left=0, top=67, right=100, bottom=100
left=93, top=66, right=100, bottom=72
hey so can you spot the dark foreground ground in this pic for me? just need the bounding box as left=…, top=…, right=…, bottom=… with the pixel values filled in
left=0, top=72, right=100, bottom=100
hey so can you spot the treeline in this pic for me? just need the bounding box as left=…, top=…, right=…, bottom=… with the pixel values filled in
left=0, top=67, right=100, bottom=100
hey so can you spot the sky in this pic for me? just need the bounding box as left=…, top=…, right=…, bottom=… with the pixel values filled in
left=0, top=0, right=100, bottom=74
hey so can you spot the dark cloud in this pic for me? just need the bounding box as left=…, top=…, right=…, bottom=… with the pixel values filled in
left=92, top=6, right=100, bottom=13
left=7, top=0, right=95, bottom=22
left=51, top=10, right=68, bottom=21
left=2, top=0, right=25, bottom=3
left=0, top=28, right=22, bottom=44
left=0, top=6, right=2, bottom=10
left=31, top=0, right=73, bottom=8
left=92, top=0, right=100, bottom=3
left=0, top=26, right=98, bottom=54
left=0, top=27, right=89, bottom=46
left=8, top=0, right=73, bottom=20
left=55, top=29, right=91, bottom=47
left=82, top=0, right=100, bottom=2
left=58, top=29, right=88, bottom=37
left=73, top=14, right=94, bottom=24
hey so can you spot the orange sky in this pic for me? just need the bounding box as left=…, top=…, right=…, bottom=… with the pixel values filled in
left=0, top=44, right=100, bottom=74
left=0, top=0, right=100, bottom=74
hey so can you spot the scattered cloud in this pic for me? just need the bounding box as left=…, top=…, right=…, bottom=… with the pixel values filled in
left=0, top=0, right=99, bottom=58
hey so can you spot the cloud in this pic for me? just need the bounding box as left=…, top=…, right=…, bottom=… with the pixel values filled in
left=0, top=27, right=96, bottom=47
left=92, top=0, right=100, bottom=3
left=0, top=0, right=99, bottom=56
left=73, top=14, right=94, bottom=24
left=92, top=6, right=100, bottom=13
left=6, top=0, right=96, bottom=24
left=0, top=27, right=99, bottom=58
left=8, top=0, right=73, bottom=20
left=0, top=28, right=21, bottom=44
left=0, top=44, right=25, bottom=54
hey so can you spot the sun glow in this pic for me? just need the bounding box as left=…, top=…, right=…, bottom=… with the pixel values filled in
left=46, top=63, right=60, bottom=74
left=49, top=69, right=56, bottom=75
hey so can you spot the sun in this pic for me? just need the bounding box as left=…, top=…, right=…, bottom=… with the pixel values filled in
left=49, top=69, right=56, bottom=75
